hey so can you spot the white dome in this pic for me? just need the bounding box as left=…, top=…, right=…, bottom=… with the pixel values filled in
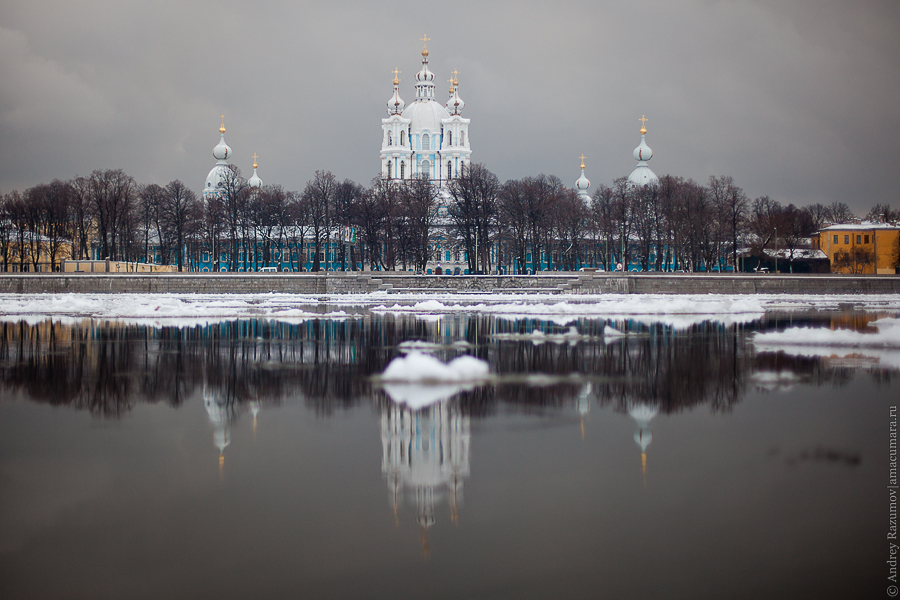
left=387, top=86, right=406, bottom=114
left=248, top=167, right=262, bottom=189
left=213, top=133, right=232, bottom=161
left=633, top=135, right=652, bottom=161
left=576, top=169, right=590, bottom=192
left=446, top=88, right=465, bottom=114
left=628, top=165, right=659, bottom=186
left=205, top=164, right=230, bottom=193
left=402, top=100, right=450, bottom=135
left=416, top=63, right=435, bottom=83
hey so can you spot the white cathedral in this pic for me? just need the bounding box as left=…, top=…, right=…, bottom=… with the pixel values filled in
left=380, top=36, right=471, bottom=185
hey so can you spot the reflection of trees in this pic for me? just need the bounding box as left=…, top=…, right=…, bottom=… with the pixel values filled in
left=0, top=313, right=887, bottom=418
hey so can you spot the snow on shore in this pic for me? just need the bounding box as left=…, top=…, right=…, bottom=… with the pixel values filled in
left=0, top=292, right=898, bottom=328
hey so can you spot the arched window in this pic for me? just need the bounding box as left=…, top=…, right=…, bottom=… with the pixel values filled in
left=422, top=133, right=430, bottom=151
left=400, top=161, right=405, bottom=179
left=401, top=130, right=406, bottom=146
left=447, top=160, right=453, bottom=179
left=387, top=131, right=393, bottom=146
left=460, top=131, right=465, bottom=146
left=421, top=160, right=431, bottom=178
left=448, top=131, right=453, bottom=146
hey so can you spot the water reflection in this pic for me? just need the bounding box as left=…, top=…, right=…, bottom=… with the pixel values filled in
left=1, top=311, right=896, bottom=598
left=381, top=400, right=470, bottom=554
left=1, top=312, right=896, bottom=420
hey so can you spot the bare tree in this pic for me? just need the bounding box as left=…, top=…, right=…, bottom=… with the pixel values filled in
left=301, top=170, right=337, bottom=272
left=89, top=169, right=137, bottom=261
left=399, top=176, right=439, bottom=272
left=866, top=204, right=900, bottom=224
left=826, top=201, right=854, bottom=224
left=448, top=163, right=500, bottom=274
left=162, top=180, right=200, bottom=272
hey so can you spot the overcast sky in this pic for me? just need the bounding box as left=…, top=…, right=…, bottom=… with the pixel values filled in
left=1, top=0, right=898, bottom=215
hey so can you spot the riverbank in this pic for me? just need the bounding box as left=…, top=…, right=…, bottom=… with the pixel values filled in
left=1, top=272, right=899, bottom=295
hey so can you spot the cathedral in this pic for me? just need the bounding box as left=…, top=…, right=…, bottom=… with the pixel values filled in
left=381, top=37, right=471, bottom=185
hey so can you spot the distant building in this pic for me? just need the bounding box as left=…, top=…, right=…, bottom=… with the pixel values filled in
left=203, top=116, right=233, bottom=202
left=380, top=37, right=471, bottom=185
left=813, top=221, right=900, bottom=274
left=627, top=115, right=658, bottom=187
left=575, top=155, right=591, bottom=202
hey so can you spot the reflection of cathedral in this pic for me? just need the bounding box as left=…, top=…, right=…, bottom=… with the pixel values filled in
left=203, top=386, right=263, bottom=473
left=204, top=384, right=232, bottom=473
left=629, top=402, right=659, bottom=476
left=381, top=400, right=470, bottom=553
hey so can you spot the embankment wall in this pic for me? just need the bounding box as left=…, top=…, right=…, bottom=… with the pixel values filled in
left=0, top=272, right=899, bottom=295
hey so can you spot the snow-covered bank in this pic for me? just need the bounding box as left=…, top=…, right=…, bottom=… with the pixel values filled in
left=0, top=292, right=898, bottom=328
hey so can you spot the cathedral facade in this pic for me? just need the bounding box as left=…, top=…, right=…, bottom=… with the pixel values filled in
left=381, top=37, right=471, bottom=185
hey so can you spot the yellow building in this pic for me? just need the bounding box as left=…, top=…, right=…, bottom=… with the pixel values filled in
left=813, top=221, right=900, bottom=274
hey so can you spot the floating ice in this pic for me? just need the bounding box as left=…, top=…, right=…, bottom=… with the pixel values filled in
left=603, top=325, right=627, bottom=337
left=752, top=318, right=900, bottom=371
left=753, top=318, right=900, bottom=348
left=378, top=352, right=490, bottom=409
left=381, top=352, right=489, bottom=383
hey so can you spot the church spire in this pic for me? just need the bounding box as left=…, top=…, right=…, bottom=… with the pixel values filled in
left=248, top=153, right=263, bottom=189
left=628, top=115, right=659, bottom=187
left=446, top=70, right=464, bottom=115
left=414, top=35, right=435, bottom=100
left=387, top=68, right=405, bottom=115
left=213, top=115, right=232, bottom=163
left=575, top=154, right=591, bottom=200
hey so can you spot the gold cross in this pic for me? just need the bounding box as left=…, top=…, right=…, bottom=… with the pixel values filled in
left=639, top=114, right=648, bottom=134
left=579, top=154, right=586, bottom=169
left=252, top=153, right=259, bottom=168
left=420, top=34, right=430, bottom=46
left=219, top=115, right=226, bottom=133
left=451, top=69, right=460, bottom=85
left=447, top=78, right=455, bottom=93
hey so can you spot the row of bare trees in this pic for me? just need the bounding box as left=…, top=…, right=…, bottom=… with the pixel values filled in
left=2, top=164, right=896, bottom=273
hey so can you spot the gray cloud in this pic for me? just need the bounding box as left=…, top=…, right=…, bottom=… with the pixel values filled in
left=1, top=0, right=898, bottom=215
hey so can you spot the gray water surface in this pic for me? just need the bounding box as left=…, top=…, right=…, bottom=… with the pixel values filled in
left=0, top=313, right=894, bottom=599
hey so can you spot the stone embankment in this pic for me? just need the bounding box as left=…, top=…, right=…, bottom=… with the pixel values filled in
left=1, top=271, right=899, bottom=295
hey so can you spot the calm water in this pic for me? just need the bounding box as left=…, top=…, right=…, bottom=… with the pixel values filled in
left=0, top=311, right=897, bottom=599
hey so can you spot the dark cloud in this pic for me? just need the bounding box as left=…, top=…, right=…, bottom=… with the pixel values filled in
left=1, top=0, right=898, bottom=215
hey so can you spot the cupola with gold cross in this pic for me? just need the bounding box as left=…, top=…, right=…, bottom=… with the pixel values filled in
left=248, top=153, right=263, bottom=190
left=628, top=115, right=659, bottom=187
left=575, top=154, right=591, bottom=201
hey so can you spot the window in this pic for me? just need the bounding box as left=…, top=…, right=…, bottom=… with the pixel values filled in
left=448, top=160, right=452, bottom=179
left=401, top=131, right=406, bottom=146
left=387, top=131, right=393, bottom=146
left=833, top=235, right=838, bottom=244
left=421, top=160, right=430, bottom=177
left=865, top=235, right=870, bottom=244
left=448, top=131, right=453, bottom=146
left=400, top=161, right=405, bottom=178
left=856, top=235, right=862, bottom=244
left=422, top=133, right=430, bottom=151
left=844, top=235, right=850, bottom=244
left=460, top=131, right=465, bottom=145
left=387, top=162, right=392, bottom=179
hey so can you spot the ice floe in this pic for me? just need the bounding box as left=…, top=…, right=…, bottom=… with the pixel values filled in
left=377, top=352, right=491, bottom=409
left=752, top=317, right=900, bottom=371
